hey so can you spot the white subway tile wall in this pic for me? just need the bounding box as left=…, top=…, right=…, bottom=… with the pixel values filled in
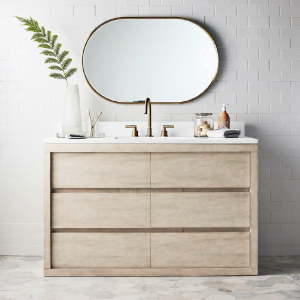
left=0, top=0, right=299, bottom=256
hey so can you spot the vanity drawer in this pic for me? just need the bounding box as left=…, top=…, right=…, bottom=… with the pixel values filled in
left=151, top=192, right=250, bottom=228
left=151, top=232, right=250, bottom=268
left=151, top=153, right=250, bottom=188
left=52, top=153, right=150, bottom=188
left=52, top=233, right=150, bottom=268
left=52, top=193, right=150, bottom=228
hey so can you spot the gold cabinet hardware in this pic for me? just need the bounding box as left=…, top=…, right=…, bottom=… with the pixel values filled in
left=161, top=125, right=174, bottom=137
left=125, top=125, right=139, bottom=137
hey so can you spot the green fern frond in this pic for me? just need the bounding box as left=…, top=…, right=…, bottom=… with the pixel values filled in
left=17, top=16, right=77, bottom=83
left=31, top=33, right=45, bottom=40
left=65, top=68, right=77, bottom=79
left=54, top=43, right=61, bottom=55
left=38, top=44, right=52, bottom=49
left=59, top=50, right=69, bottom=62
left=45, top=57, right=60, bottom=64
left=40, top=50, right=56, bottom=56
left=47, top=30, right=51, bottom=42
left=50, top=73, right=65, bottom=80
left=33, top=37, right=49, bottom=44
left=51, top=35, right=57, bottom=47
left=49, top=65, right=63, bottom=71
left=62, top=58, right=72, bottom=70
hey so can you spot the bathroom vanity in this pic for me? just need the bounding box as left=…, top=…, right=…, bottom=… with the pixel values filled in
left=44, top=136, right=258, bottom=276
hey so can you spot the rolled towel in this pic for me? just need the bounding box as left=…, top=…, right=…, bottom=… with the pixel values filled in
left=207, top=127, right=241, bottom=138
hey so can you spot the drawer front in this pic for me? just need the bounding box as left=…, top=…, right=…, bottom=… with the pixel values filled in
left=151, top=153, right=250, bottom=188
left=151, top=192, right=250, bottom=228
left=52, top=153, right=150, bottom=188
left=52, top=193, right=150, bottom=228
left=151, top=232, right=250, bottom=268
left=52, top=233, right=150, bottom=268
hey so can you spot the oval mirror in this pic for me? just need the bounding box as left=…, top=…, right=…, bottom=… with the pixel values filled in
left=82, top=18, right=219, bottom=104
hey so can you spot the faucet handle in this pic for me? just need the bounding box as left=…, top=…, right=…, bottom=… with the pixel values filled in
left=161, top=125, right=174, bottom=137
left=125, top=125, right=139, bottom=137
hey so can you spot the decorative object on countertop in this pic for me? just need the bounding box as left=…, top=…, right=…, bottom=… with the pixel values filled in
left=17, top=17, right=81, bottom=135
left=218, top=104, right=230, bottom=129
left=207, top=127, right=240, bottom=138
left=62, top=84, right=82, bottom=135
left=87, top=110, right=102, bottom=137
left=194, top=113, right=214, bottom=137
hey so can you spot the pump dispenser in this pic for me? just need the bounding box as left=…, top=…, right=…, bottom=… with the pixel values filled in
left=218, top=104, right=230, bottom=129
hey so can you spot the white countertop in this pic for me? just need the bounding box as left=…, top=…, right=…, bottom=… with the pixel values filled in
left=44, top=136, right=258, bottom=144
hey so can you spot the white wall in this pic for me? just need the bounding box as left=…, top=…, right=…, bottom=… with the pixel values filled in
left=0, top=0, right=299, bottom=256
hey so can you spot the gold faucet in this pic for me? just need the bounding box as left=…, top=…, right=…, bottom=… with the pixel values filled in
left=144, top=98, right=153, bottom=137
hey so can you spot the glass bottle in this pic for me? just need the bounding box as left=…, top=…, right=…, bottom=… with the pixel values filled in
left=194, top=113, right=214, bottom=137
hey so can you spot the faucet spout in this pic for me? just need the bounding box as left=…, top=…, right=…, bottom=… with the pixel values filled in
left=144, top=98, right=152, bottom=137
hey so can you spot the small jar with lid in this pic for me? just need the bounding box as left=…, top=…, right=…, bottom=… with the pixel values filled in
left=194, top=113, right=214, bottom=137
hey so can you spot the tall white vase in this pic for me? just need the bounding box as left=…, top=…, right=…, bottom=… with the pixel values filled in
left=62, top=84, right=82, bottom=135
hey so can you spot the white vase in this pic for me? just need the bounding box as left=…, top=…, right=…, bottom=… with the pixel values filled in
left=62, top=84, right=82, bottom=135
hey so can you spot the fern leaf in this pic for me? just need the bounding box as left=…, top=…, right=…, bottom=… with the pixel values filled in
left=38, top=44, right=52, bottom=49
left=51, top=35, right=57, bottom=48
left=65, top=68, right=77, bottom=79
left=59, top=50, right=69, bottom=62
left=49, top=65, right=63, bottom=71
left=25, top=26, right=40, bottom=32
left=40, top=50, right=56, bottom=57
left=49, top=73, right=65, bottom=80
left=54, top=43, right=61, bottom=55
left=41, top=26, right=46, bottom=36
left=33, top=37, right=49, bottom=44
left=47, top=30, right=51, bottom=42
left=61, top=58, right=72, bottom=70
left=31, top=33, right=45, bottom=40
left=45, top=57, right=60, bottom=64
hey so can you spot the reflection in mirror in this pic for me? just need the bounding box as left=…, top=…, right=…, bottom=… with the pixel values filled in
left=82, top=18, right=219, bottom=104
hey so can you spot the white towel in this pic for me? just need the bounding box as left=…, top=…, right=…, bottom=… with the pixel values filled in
left=207, top=127, right=241, bottom=138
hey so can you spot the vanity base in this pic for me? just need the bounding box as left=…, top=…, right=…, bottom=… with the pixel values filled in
left=44, top=268, right=258, bottom=277
left=44, top=142, right=258, bottom=277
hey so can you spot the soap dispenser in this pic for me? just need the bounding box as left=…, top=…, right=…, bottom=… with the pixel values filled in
left=218, top=104, right=230, bottom=129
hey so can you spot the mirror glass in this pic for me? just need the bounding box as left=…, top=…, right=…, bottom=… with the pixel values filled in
left=82, top=18, right=219, bottom=104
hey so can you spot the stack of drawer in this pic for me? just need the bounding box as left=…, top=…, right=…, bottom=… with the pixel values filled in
left=45, top=146, right=257, bottom=276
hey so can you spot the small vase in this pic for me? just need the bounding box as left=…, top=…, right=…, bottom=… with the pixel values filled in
left=62, top=84, right=82, bottom=135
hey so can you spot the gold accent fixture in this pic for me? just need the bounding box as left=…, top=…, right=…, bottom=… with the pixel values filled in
left=144, top=98, right=152, bottom=137
left=125, top=125, right=139, bottom=137
left=161, top=125, right=174, bottom=137
left=81, top=17, right=219, bottom=105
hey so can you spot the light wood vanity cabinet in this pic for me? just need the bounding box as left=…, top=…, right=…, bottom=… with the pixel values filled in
left=44, top=143, right=258, bottom=276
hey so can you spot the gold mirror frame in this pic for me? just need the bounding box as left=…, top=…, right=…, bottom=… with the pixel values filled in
left=82, top=17, right=219, bottom=105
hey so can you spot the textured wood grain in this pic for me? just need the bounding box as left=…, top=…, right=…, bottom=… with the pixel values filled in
left=52, top=193, right=150, bottom=228
left=52, top=233, right=150, bottom=268
left=44, top=143, right=258, bottom=154
left=52, top=153, right=150, bottom=188
left=250, top=149, right=258, bottom=270
left=151, top=192, right=250, bottom=228
left=151, top=232, right=250, bottom=268
left=44, top=152, right=51, bottom=269
left=45, top=267, right=258, bottom=277
left=151, top=152, right=250, bottom=188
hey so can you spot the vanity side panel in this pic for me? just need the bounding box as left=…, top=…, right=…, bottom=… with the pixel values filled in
left=52, top=233, right=150, bottom=268
left=151, top=152, right=250, bottom=188
left=151, top=232, right=250, bottom=268
left=250, top=148, right=258, bottom=273
left=44, top=151, right=51, bottom=269
left=51, top=153, right=150, bottom=188
left=52, top=193, right=150, bottom=228
left=151, top=192, right=250, bottom=228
